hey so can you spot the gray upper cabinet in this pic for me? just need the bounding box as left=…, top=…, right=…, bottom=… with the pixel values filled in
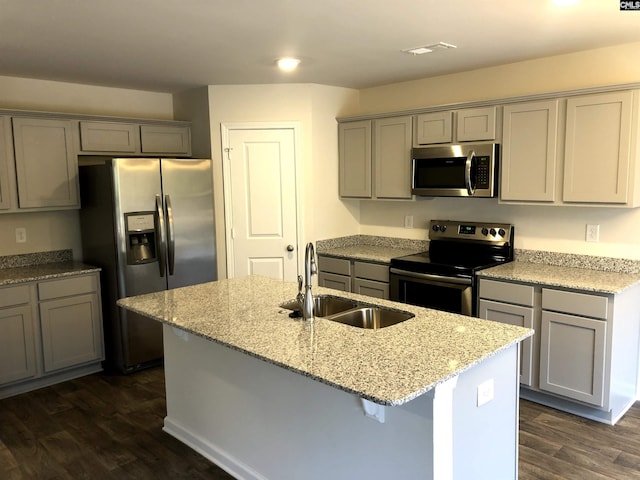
left=12, top=117, right=79, bottom=209
left=414, top=111, right=453, bottom=144
left=339, top=116, right=412, bottom=200
left=501, top=100, right=559, bottom=202
left=80, top=121, right=140, bottom=153
left=414, top=106, right=497, bottom=145
left=140, top=124, right=191, bottom=155
left=373, top=116, right=412, bottom=199
left=563, top=90, right=638, bottom=205
left=79, top=121, right=192, bottom=156
left=0, top=116, right=15, bottom=210
left=339, top=120, right=372, bottom=198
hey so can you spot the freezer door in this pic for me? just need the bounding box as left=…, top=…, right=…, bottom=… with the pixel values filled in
left=161, top=159, right=217, bottom=289
left=112, top=158, right=166, bottom=371
left=112, top=158, right=167, bottom=296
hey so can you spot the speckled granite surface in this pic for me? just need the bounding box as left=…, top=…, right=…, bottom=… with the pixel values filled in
left=515, top=249, right=640, bottom=275
left=478, top=262, right=640, bottom=294
left=0, top=262, right=101, bottom=286
left=117, top=275, right=532, bottom=406
left=317, top=235, right=427, bottom=264
left=0, top=249, right=73, bottom=269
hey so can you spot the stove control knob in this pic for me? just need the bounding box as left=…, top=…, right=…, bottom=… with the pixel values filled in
left=498, top=228, right=506, bottom=237
left=440, top=225, right=447, bottom=232
left=481, top=227, right=489, bottom=236
left=432, top=224, right=440, bottom=232
left=490, top=228, right=497, bottom=236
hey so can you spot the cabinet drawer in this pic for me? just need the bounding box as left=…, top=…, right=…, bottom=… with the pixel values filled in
left=354, top=261, right=389, bottom=282
left=479, top=279, right=534, bottom=307
left=38, top=275, right=97, bottom=301
left=0, top=284, right=31, bottom=308
left=318, top=256, right=351, bottom=276
left=542, top=289, right=608, bottom=320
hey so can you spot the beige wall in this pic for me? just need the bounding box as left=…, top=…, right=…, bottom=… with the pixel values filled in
left=0, top=76, right=175, bottom=259
left=204, top=84, right=360, bottom=277
left=355, top=42, right=640, bottom=260
left=357, top=42, right=640, bottom=115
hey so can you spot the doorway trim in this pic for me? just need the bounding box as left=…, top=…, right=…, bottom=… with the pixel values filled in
left=220, top=122, right=303, bottom=280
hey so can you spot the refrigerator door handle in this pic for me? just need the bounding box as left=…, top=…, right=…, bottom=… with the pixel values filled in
left=165, top=194, right=176, bottom=276
left=155, top=194, right=167, bottom=278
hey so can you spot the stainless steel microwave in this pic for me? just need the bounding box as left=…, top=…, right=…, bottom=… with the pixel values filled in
left=411, top=143, right=499, bottom=197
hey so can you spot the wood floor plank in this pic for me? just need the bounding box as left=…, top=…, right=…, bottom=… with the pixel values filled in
left=2, top=367, right=639, bottom=479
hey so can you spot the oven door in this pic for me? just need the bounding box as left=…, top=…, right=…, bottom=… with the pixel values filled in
left=389, top=268, right=473, bottom=316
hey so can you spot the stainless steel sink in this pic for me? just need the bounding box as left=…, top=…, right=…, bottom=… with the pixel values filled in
left=281, top=295, right=414, bottom=329
left=325, top=307, right=414, bottom=329
left=280, top=295, right=358, bottom=317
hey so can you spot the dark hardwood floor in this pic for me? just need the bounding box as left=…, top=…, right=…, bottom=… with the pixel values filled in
left=1, top=367, right=639, bottom=479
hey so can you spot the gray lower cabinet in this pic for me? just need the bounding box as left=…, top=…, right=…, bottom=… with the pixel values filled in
left=478, top=277, right=640, bottom=424
left=318, top=255, right=389, bottom=299
left=38, top=275, right=103, bottom=373
left=0, top=272, right=104, bottom=398
left=0, top=284, right=37, bottom=385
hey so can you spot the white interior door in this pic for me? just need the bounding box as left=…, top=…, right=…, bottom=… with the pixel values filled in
left=224, top=126, right=299, bottom=281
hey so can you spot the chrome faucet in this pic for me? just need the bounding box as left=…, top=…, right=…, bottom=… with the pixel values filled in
left=302, top=242, right=317, bottom=321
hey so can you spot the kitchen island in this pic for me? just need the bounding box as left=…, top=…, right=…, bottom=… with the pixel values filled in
left=118, top=275, right=532, bottom=480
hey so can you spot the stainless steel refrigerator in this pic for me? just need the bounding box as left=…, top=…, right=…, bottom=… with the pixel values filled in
left=79, top=158, right=217, bottom=373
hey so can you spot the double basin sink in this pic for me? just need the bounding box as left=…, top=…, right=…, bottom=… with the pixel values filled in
left=281, top=295, right=414, bottom=329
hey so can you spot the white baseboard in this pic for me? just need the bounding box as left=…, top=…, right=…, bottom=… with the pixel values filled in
left=163, top=416, right=268, bottom=480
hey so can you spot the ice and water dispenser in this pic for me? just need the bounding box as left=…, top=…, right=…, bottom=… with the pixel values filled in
left=125, top=212, right=157, bottom=264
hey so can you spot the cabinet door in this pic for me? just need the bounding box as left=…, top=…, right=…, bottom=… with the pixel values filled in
left=456, top=106, right=497, bottom=142
left=539, top=311, right=606, bottom=407
left=0, top=116, right=15, bottom=210
left=353, top=278, right=389, bottom=300
left=80, top=121, right=140, bottom=153
left=563, top=90, right=635, bottom=204
left=318, top=272, right=351, bottom=292
left=414, top=111, right=453, bottom=145
left=373, top=116, right=412, bottom=199
left=39, top=293, right=103, bottom=373
left=478, top=299, right=534, bottom=386
left=501, top=100, right=558, bottom=202
left=0, top=305, right=37, bottom=385
left=339, top=120, right=372, bottom=198
left=140, top=125, right=191, bottom=155
left=12, top=117, right=79, bottom=208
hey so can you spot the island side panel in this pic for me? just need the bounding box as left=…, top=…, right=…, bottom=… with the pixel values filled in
left=161, top=324, right=437, bottom=480
left=452, top=344, right=519, bottom=480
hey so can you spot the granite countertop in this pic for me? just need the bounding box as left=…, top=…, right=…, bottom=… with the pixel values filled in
left=478, top=262, right=640, bottom=294
left=117, top=275, right=532, bottom=406
left=0, top=262, right=101, bottom=286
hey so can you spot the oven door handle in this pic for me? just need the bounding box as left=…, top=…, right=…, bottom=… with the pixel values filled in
left=465, top=150, right=476, bottom=196
left=390, top=268, right=472, bottom=286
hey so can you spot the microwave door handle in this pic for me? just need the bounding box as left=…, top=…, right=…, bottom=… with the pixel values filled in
left=465, top=150, right=476, bottom=196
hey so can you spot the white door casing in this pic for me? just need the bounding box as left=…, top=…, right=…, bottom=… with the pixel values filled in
left=222, top=124, right=300, bottom=282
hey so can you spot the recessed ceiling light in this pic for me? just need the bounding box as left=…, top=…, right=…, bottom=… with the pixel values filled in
left=403, top=42, right=457, bottom=56
left=277, top=57, right=301, bottom=72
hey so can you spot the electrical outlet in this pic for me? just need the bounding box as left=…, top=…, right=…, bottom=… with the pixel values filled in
left=404, top=215, right=413, bottom=229
left=477, top=379, right=494, bottom=407
left=586, top=224, right=600, bottom=242
left=15, top=227, right=27, bottom=243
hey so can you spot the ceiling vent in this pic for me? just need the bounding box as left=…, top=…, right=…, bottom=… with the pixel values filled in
left=403, top=42, right=457, bottom=55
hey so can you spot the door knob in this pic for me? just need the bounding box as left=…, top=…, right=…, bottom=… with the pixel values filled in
left=286, top=245, right=295, bottom=252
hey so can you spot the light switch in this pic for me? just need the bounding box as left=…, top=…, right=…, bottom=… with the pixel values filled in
left=15, top=227, right=27, bottom=243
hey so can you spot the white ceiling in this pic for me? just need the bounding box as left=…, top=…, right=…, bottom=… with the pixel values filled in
left=1, top=0, right=639, bottom=94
